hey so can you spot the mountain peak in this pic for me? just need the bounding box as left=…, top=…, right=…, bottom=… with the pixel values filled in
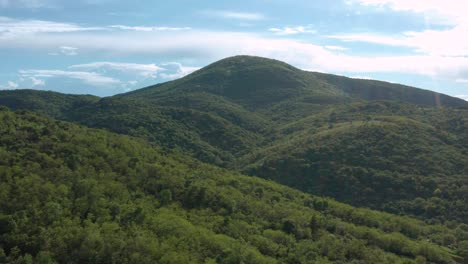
left=123, top=55, right=325, bottom=108
left=124, top=55, right=467, bottom=109
left=204, top=55, right=298, bottom=70
left=150, top=55, right=336, bottom=108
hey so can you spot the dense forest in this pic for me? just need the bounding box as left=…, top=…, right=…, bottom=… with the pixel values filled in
left=240, top=102, right=468, bottom=224
left=1, top=56, right=466, bottom=225
left=0, top=108, right=467, bottom=263
left=0, top=56, right=467, bottom=263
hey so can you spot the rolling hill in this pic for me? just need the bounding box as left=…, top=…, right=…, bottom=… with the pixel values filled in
left=0, top=107, right=466, bottom=263
left=0, top=55, right=467, bottom=225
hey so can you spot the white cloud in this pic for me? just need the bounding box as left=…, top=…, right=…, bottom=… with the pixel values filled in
left=354, top=0, right=467, bottom=25
left=329, top=26, right=468, bottom=57
left=324, top=45, right=348, bottom=51
left=350, top=76, right=373, bottom=80
left=318, top=55, right=468, bottom=81
left=30, top=77, right=45, bottom=86
left=345, top=0, right=468, bottom=57
left=19, top=69, right=120, bottom=86
left=2, top=17, right=468, bottom=83
left=0, top=17, right=192, bottom=38
left=0, top=81, right=19, bottom=90
left=269, top=25, right=316, bottom=35
left=70, top=62, right=164, bottom=78
left=13, top=60, right=200, bottom=93
left=110, top=25, right=191, bottom=31
left=159, top=62, right=200, bottom=79
left=204, top=10, right=266, bottom=21
left=59, top=46, right=78, bottom=56
left=71, top=61, right=199, bottom=80
left=0, top=16, right=102, bottom=36
left=402, top=27, right=468, bottom=56
left=7, top=81, right=18, bottom=88
left=328, top=33, right=406, bottom=46
left=1, top=77, right=45, bottom=89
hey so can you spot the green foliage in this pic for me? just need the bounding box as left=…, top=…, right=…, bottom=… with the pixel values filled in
left=0, top=89, right=98, bottom=119
left=0, top=56, right=467, bottom=228
left=242, top=103, right=468, bottom=223
left=0, top=108, right=464, bottom=263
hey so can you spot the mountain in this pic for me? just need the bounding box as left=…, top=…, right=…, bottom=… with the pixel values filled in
left=122, top=56, right=349, bottom=109
left=313, top=72, right=468, bottom=108
left=126, top=56, right=467, bottom=108
left=0, top=55, right=467, bottom=225
left=239, top=101, right=468, bottom=223
left=0, top=107, right=465, bottom=263
left=0, top=89, right=99, bottom=119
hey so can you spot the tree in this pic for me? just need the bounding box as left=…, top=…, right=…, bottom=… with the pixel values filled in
left=160, top=189, right=173, bottom=205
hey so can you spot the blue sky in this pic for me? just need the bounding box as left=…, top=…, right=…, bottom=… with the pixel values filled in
left=1, top=0, right=468, bottom=100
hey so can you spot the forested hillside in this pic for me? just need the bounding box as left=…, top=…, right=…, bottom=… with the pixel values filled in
left=0, top=56, right=467, bottom=226
left=0, top=108, right=467, bottom=263
left=0, top=89, right=99, bottom=119
left=239, top=101, right=468, bottom=223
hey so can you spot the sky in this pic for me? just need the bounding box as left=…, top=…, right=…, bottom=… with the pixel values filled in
left=1, top=0, right=468, bottom=100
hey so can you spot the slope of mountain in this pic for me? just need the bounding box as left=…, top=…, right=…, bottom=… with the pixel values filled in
left=238, top=101, right=468, bottom=223
left=66, top=96, right=269, bottom=166
left=0, top=55, right=467, bottom=225
left=125, top=56, right=467, bottom=108
left=123, top=56, right=350, bottom=110
left=0, top=108, right=465, bottom=263
left=0, top=89, right=99, bottom=119
left=313, top=72, right=468, bottom=108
